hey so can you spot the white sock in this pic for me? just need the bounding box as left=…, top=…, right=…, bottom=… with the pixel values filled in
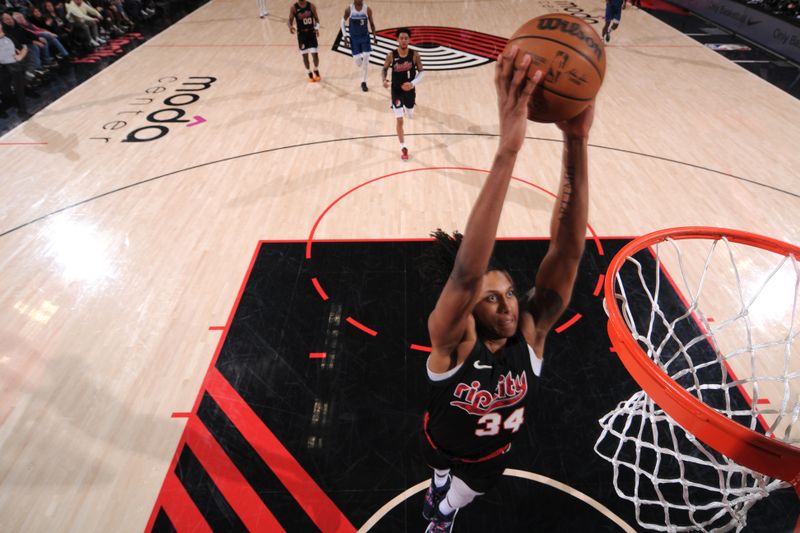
left=434, top=469, right=450, bottom=488
left=361, top=54, right=369, bottom=82
left=438, top=494, right=455, bottom=516
left=400, top=143, right=406, bottom=149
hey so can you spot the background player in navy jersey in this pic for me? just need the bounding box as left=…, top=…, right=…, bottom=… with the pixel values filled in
left=288, top=0, right=321, bottom=82
left=602, top=0, right=625, bottom=43
left=381, top=27, right=424, bottom=161
left=419, top=46, right=594, bottom=532
left=341, top=0, right=376, bottom=92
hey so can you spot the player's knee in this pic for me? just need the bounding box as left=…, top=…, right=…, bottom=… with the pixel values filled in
left=354, top=56, right=363, bottom=67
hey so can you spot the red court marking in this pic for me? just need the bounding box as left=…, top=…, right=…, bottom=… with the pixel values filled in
left=410, top=344, right=432, bottom=352
left=555, top=313, right=582, bottom=334
left=146, top=43, right=295, bottom=47
left=311, top=277, right=329, bottom=300
left=154, top=471, right=212, bottom=533
left=171, top=412, right=191, bottom=418
left=305, top=167, right=602, bottom=259
left=208, top=326, right=225, bottom=331
left=756, top=398, right=771, bottom=405
left=345, top=317, right=377, bottom=336
left=207, top=367, right=356, bottom=533
left=309, top=352, right=327, bottom=359
left=185, top=416, right=285, bottom=532
left=186, top=115, right=206, bottom=127
left=305, top=168, right=604, bottom=336
left=593, top=274, right=605, bottom=297
left=146, top=242, right=276, bottom=532
left=707, top=317, right=715, bottom=323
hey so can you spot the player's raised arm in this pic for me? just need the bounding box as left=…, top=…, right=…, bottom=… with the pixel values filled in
left=427, top=48, right=540, bottom=371
left=520, top=103, right=594, bottom=354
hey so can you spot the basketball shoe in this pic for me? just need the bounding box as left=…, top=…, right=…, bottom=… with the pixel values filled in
left=425, top=506, right=458, bottom=533
left=422, top=475, right=450, bottom=520
left=401, top=147, right=409, bottom=161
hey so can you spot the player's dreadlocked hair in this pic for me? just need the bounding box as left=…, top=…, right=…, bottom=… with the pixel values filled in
left=418, top=229, right=506, bottom=291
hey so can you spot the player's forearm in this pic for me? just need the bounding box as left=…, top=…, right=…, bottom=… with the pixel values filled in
left=549, top=136, right=588, bottom=258
left=453, top=150, right=517, bottom=282
left=381, top=66, right=388, bottom=81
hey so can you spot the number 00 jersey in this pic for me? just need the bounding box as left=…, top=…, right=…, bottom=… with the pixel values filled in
left=293, top=2, right=315, bottom=32
left=425, top=329, right=542, bottom=460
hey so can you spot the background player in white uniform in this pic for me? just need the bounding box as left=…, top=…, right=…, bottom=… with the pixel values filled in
left=420, top=46, right=595, bottom=532
left=341, top=0, right=376, bottom=92
left=381, top=28, right=424, bottom=160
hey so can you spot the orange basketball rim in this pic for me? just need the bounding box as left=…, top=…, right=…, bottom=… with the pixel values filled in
left=604, top=226, right=800, bottom=493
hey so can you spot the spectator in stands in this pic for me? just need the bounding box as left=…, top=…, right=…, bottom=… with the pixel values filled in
left=13, top=11, right=69, bottom=59
left=0, top=19, right=30, bottom=118
left=41, top=0, right=92, bottom=53
left=2, top=11, right=50, bottom=72
left=65, top=0, right=103, bottom=46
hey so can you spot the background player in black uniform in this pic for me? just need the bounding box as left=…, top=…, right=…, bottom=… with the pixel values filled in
left=420, top=46, right=595, bottom=532
left=381, top=27, right=424, bottom=161
left=288, top=0, right=321, bottom=82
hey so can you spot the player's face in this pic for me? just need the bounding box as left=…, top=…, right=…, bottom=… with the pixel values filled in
left=354, top=0, right=363, bottom=8
left=397, top=33, right=410, bottom=50
left=473, top=270, right=518, bottom=339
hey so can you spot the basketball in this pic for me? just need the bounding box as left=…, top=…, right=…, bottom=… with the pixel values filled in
left=505, top=14, right=606, bottom=123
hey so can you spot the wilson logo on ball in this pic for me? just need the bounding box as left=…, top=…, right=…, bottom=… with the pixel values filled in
left=332, top=26, right=508, bottom=71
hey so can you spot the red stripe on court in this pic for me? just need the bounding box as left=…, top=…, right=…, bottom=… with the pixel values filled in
left=171, top=412, right=191, bottom=418
left=145, top=242, right=265, bottom=532
left=593, top=274, right=605, bottom=297
left=555, top=313, right=582, bottom=334
left=410, top=344, right=432, bottom=352
left=346, top=317, right=378, bottom=336
left=206, top=367, right=356, bottom=533
left=208, top=326, right=225, bottom=331
left=311, top=277, right=329, bottom=300
left=756, top=398, right=771, bottom=405
left=156, top=471, right=212, bottom=533
left=185, top=416, right=285, bottom=532
left=309, top=352, right=327, bottom=359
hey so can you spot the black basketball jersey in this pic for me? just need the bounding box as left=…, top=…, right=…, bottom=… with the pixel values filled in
left=294, top=2, right=315, bottom=32
left=425, top=330, right=540, bottom=460
left=391, top=49, right=417, bottom=89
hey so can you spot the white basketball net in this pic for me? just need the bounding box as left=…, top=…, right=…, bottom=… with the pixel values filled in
left=595, top=235, right=799, bottom=532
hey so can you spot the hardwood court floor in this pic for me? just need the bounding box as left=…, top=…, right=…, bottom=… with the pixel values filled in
left=1, top=0, right=798, bottom=531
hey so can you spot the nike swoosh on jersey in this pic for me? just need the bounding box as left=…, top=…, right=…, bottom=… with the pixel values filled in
left=473, top=360, right=492, bottom=370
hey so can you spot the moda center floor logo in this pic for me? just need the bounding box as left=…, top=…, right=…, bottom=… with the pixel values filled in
left=332, top=26, right=507, bottom=70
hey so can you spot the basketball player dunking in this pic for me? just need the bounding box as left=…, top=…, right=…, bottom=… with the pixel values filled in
left=288, top=0, right=321, bottom=82
left=381, top=27, right=424, bottom=161
left=419, top=47, right=595, bottom=532
left=341, top=0, right=376, bottom=92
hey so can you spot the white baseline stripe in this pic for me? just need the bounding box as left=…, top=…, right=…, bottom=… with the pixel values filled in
left=357, top=468, right=636, bottom=532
